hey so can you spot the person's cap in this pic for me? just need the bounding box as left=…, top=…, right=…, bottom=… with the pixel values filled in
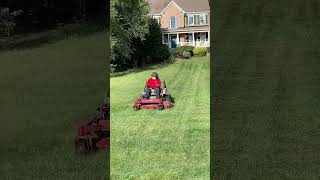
left=151, top=72, right=158, bottom=77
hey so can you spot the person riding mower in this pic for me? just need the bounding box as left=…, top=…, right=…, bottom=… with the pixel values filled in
left=133, top=72, right=174, bottom=110
left=143, top=72, right=165, bottom=99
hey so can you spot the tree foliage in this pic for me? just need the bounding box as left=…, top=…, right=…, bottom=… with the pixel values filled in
left=110, top=1, right=170, bottom=72
left=0, top=7, right=23, bottom=36
left=110, top=0, right=150, bottom=70
left=133, top=18, right=170, bottom=66
left=0, top=0, right=106, bottom=35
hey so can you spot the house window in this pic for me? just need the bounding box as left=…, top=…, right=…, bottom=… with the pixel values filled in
left=169, top=16, right=177, bottom=29
left=188, top=16, right=194, bottom=26
left=200, top=14, right=206, bottom=25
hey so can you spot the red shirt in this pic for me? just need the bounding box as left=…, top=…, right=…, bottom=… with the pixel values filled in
left=146, top=78, right=161, bottom=89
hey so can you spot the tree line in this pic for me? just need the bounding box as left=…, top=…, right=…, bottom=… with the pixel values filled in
left=1, top=0, right=170, bottom=71
left=0, top=0, right=107, bottom=36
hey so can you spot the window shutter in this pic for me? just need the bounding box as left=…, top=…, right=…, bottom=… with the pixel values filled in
left=197, top=15, right=200, bottom=25
left=185, top=16, right=188, bottom=27
left=195, top=15, right=200, bottom=25
left=176, top=17, right=178, bottom=28
left=206, top=14, right=208, bottom=24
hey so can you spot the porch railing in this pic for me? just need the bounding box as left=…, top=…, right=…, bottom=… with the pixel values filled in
left=163, top=40, right=210, bottom=48
left=177, top=40, right=210, bottom=47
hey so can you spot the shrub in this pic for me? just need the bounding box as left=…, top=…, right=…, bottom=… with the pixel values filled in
left=155, top=44, right=170, bottom=61
left=164, top=55, right=176, bottom=64
left=182, top=51, right=191, bottom=59
left=193, top=47, right=208, bottom=57
left=175, top=45, right=194, bottom=57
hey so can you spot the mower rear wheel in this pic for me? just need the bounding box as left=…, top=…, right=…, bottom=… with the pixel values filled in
left=165, top=94, right=172, bottom=102
left=171, top=96, right=175, bottom=103
left=75, top=140, right=89, bottom=154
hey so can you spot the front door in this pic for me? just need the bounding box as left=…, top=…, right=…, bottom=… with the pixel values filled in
left=188, top=33, right=193, bottom=43
left=170, top=35, right=177, bottom=48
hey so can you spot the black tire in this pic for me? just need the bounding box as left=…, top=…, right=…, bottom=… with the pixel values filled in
left=170, top=96, right=175, bottom=103
left=165, top=94, right=172, bottom=102
left=133, top=106, right=140, bottom=111
left=158, top=105, right=164, bottom=110
left=75, top=140, right=88, bottom=154
left=91, top=138, right=98, bottom=152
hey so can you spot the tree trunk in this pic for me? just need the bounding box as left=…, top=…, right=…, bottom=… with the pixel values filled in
left=141, top=57, right=145, bottom=67
left=6, top=28, right=10, bottom=37
left=133, top=57, right=138, bottom=68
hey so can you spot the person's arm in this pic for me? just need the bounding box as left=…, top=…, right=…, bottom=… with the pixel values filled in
left=161, top=80, right=166, bottom=89
left=145, top=79, right=150, bottom=90
left=157, top=79, right=162, bottom=89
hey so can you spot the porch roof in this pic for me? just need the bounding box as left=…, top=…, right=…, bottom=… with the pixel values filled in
left=162, top=25, right=210, bottom=33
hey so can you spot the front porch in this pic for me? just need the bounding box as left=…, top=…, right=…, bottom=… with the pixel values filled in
left=163, top=31, right=210, bottom=48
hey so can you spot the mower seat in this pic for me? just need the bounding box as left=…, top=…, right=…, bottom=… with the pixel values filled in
left=149, top=95, right=157, bottom=99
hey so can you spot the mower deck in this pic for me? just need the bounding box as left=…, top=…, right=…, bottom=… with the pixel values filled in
left=75, top=104, right=110, bottom=154
left=133, top=96, right=174, bottom=110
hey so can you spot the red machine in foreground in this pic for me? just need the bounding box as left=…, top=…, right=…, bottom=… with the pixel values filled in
left=133, top=83, right=174, bottom=110
left=75, top=101, right=110, bottom=154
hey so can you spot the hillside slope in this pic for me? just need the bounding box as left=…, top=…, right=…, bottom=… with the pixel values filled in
left=213, top=0, right=320, bottom=179
left=0, top=32, right=108, bottom=179
left=111, top=56, right=210, bottom=179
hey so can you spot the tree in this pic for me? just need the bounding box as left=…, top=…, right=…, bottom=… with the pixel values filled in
left=110, top=0, right=149, bottom=70
left=133, top=18, right=170, bottom=66
left=0, top=7, right=23, bottom=37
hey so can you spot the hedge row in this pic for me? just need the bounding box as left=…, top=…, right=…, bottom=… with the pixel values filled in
left=175, top=45, right=209, bottom=59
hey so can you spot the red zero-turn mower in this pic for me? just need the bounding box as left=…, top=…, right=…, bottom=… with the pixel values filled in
left=75, top=101, right=110, bottom=154
left=133, top=81, right=174, bottom=110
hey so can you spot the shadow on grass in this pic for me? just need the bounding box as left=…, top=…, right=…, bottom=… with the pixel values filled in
left=0, top=19, right=108, bottom=52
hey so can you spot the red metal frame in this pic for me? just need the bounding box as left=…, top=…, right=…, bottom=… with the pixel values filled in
left=133, top=94, right=174, bottom=110
left=75, top=105, right=110, bottom=153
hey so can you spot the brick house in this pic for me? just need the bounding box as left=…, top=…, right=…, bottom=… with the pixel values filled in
left=146, top=0, right=210, bottom=49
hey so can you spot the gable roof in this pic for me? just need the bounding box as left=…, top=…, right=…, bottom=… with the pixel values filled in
left=160, top=1, right=185, bottom=15
left=147, top=0, right=210, bottom=15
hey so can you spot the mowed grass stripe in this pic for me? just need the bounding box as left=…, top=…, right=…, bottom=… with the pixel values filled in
left=111, top=56, right=210, bottom=179
left=213, top=0, right=320, bottom=179
left=0, top=32, right=108, bottom=180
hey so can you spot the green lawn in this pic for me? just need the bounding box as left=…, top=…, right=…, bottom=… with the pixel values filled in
left=213, top=0, right=320, bottom=179
left=110, top=56, right=210, bottom=179
left=0, top=32, right=108, bottom=179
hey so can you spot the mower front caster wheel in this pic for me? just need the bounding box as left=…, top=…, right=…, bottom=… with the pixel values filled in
left=75, top=140, right=89, bottom=154
left=158, top=105, right=164, bottom=110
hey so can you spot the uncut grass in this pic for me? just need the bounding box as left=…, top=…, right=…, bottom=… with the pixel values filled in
left=0, top=32, right=108, bottom=179
left=213, top=0, right=320, bottom=179
left=111, top=57, right=210, bottom=179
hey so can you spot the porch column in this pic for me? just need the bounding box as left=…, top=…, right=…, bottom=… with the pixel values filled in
left=168, top=34, right=171, bottom=48
left=162, top=33, right=164, bottom=44
left=177, top=33, right=179, bottom=47
left=208, top=31, right=210, bottom=46
left=192, top=32, right=195, bottom=46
